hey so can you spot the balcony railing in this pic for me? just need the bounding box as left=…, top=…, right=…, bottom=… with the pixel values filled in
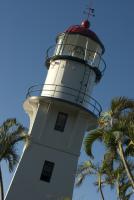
left=26, top=84, right=102, bottom=117
left=46, top=44, right=106, bottom=75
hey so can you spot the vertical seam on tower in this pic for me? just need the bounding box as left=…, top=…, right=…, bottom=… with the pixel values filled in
left=75, top=63, right=86, bottom=103
left=81, top=65, right=91, bottom=103
left=37, top=102, right=52, bottom=140
left=53, top=60, right=61, bottom=97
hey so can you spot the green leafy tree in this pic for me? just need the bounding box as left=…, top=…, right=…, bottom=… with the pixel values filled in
left=0, top=118, right=29, bottom=200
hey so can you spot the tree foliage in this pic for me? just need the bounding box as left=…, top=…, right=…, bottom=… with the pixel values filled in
left=0, top=118, right=30, bottom=200
left=82, top=97, right=134, bottom=199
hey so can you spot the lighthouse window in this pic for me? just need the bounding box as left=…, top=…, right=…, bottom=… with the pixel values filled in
left=71, top=46, right=84, bottom=59
left=40, top=161, right=55, bottom=183
left=54, top=112, right=68, bottom=132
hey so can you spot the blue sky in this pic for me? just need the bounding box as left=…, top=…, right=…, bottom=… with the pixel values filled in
left=0, top=0, right=134, bottom=199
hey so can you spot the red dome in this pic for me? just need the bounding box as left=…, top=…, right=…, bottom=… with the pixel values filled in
left=65, top=20, right=105, bottom=54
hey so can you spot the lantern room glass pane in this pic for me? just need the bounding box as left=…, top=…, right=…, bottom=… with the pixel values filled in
left=54, top=34, right=65, bottom=55
left=54, top=33, right=102, bottom=68
left=86, top=51, right=101, bottom=67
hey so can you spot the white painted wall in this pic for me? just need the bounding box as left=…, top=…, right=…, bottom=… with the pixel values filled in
left=42, top=59, right=96, bottom=112
left=6, top=142, right=78, bottom=200
left=6, top=98, right=97, bottom=200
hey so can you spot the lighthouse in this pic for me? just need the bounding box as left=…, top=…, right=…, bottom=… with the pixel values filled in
left=5, top=19, right=106, bottom=200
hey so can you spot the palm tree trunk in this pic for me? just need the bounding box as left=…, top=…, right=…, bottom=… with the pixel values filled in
left=116, top=181, right=122, bottom=200
left=100, top=185, right=105, bottom=200
left=118, top=142, right=134, bottom=190
left=0, top=165, right=4, bottom=200
left=98, top=173, right=105, bottom=200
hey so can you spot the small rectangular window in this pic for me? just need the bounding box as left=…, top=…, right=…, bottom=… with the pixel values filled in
left=54, top=112, right=68, bottom=132
left=40, top=161, right=55, bottom=183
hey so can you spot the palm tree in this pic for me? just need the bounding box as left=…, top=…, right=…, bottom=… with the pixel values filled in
left=0, top=118, right=29, bottom=200
left=84, top=97, right=134, bottom=190
left=118, top=179, right=133, bottom=200
left=76, top=159, right=134, bottom=200
left=76, top=160, right=105, bottom=200
left=102, top=160, right=134, bottom=200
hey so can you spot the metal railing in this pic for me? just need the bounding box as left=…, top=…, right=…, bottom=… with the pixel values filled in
left=26, top=84, right=102, bottom=116
left=46, top=44, right=106, bottom=75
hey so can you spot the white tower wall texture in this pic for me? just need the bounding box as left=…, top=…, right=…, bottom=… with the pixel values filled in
left=42, top=59, right=96, bottom=110
left=5, top=19, right=105, bottom=200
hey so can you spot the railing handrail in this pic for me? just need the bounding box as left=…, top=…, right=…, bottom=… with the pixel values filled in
left=26, top=84, right=102, bottom=116
left=45, top=44, right=106, bottom=74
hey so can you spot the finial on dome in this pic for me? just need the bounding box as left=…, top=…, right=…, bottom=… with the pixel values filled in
left=81, top=20, right=90, bottom=29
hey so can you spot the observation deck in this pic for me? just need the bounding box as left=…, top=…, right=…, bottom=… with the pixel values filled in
left=26, top=84, right=102, bottom=117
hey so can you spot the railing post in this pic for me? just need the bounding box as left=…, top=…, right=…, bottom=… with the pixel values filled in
left=53, top=84, right=57, bottom=97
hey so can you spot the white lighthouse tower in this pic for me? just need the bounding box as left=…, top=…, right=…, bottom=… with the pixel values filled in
left=6, top=19, right=106, bottom=200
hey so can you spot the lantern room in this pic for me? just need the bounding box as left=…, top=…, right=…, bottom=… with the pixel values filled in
left=46, top=20, right=105, bottom=75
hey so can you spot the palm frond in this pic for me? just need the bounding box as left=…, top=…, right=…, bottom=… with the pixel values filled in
left=102, top=151, right=116, bottom=173
left=125, top=112, right=134, bottom=122
left=124, top=192, right=133, bottom=200
left=119, top=180, right=133, bottom=200
left=125, top=144, right=134, bottom=157
left=76, top=161, right=94, bottom=175
left=76, top=160, right=98, bottom=186
left=84, top=129, right=104, bottom=157
left=75, top=174, right=85, bottom=186
left=5, top=148, right=19, bottom=172
left=0, top=118, right=29, bottom=172
left=127, top=126, right=134, bottom=143
left=1, top=118, right=16, bottom=130
left=104, top=129, right=115, bottom=142
left=111, top=97, right=134, bottom=118
left=9, top=125, right=30, bottom=148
